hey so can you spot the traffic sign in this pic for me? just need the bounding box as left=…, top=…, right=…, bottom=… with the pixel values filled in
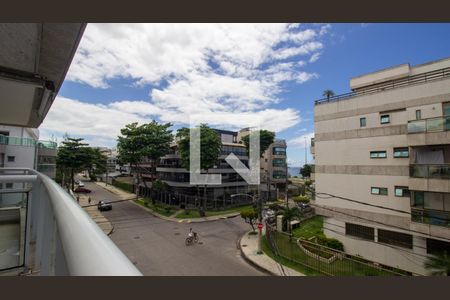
left=257, top=223, right=263, bottom=229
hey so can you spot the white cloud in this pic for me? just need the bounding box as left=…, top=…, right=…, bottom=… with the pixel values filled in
left=309, top=52, right=321, bottom=63
left=287, top=132, right=315, bottom=148
left=44, top=24, right=332, bottom=146
left=40, top=96, right=302, bottom=147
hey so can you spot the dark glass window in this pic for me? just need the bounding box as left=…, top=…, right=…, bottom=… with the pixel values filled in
left=370, top=151, right=387, bottom=158
left=378, top=229, right=413, bottom=249
left=415, top=110, right=421, bottom=120
left=7, top=156, right=15, bottom=162
left=395, top=186, right=410, bottom=197
left=393, top=147, right=409, bottom=158
left=346, top=223, right=375, bottom=241
left=426, top=238, right=450, bottom=255
left=360, top=117, right=366, bottom=127
left=380, top=115, right=390, bottom=124
left=371, top=187, right=388, bottom=195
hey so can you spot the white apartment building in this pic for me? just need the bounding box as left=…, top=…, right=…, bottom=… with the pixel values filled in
left=313, top=57, right=450, bottom=275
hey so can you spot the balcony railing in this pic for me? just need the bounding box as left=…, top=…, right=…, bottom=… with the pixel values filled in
left=315, top=67, right=450, bottom=105
left=411, top=208, right=450, bottom=227
left=0, top=168, right=141, bottom=275
left=407, top=115, right=450, bottom=134
left=410, top=164, right=450, bottom=179
left=0, top=135, right=37, bottom=147
left=38, top=140, right=58, bottom=150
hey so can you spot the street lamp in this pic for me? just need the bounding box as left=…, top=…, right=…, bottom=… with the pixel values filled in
left=230, top=193, right=263, bottom=254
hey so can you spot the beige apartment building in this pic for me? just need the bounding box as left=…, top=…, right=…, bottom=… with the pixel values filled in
left=312, top=57, right=450, bottom=275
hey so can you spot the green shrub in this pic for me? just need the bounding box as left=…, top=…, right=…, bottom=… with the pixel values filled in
left=164, top=205, right=172, bottom=214
left=326, top=238, right=344, bottom=251
left=304, top=179, right=312, bottom=187
left=293, top=195, right=310, bottom=204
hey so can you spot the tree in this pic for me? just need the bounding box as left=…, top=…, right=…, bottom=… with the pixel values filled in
left=56, top=137, right=92, bottom=191
left=85, top=147, right=108, bottom=181
left=425, top=251, right=450, bottom=276
left=176, top=124, right=222, bottom=215
left=241, top=129, right=275, bottom=158
left=322, top=89, right=335, bottom=100
left=117, top=121, right=173, bottom=200
left=240, top=207, right=258, bottom=233
left=241, top=129, right=275, bottom=203
left=281, top=206, right=300, bottom=234
left=300, top=164, right=312, bottom=178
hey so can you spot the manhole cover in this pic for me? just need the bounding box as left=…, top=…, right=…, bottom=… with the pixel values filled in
left=198, top=242, right=204, bottom=245
left=242, top=244, right=247, bottom=247
left=174, top=232, right=180, bottom=235
left=134, top=236, right=140, bottom=239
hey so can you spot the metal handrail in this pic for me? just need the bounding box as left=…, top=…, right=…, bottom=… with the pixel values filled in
left=1, top=168, right=141, bottom=275
left=315, top=67, right=450, bottom=105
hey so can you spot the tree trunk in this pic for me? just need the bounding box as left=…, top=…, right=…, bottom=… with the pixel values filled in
left=71, top=168, right=74, bottom=191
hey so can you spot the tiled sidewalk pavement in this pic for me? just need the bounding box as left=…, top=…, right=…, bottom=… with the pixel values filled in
left=77, top=194, right=113, bottom=235
left=239, top=231, right=304, bottom=276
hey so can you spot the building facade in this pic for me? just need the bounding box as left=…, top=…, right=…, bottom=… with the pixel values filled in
left=155, top=129, right=251, bottom=207
left=313, top=57, right=450, bottom=275
left=0, top=125, right=57, bottom=206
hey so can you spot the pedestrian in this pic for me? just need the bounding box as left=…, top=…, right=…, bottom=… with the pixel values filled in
left=88, top=197, right=91, bottom=204
left=76, top=196, right=80, bottom=204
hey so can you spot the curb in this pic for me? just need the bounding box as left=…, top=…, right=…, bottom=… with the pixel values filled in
left=238, top=233, right=276, bottom=276
left=130, top=200, right=241, bottom=223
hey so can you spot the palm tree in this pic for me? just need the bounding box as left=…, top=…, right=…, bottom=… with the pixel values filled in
left=322, top=89, right=335, bottom=100
left=281, top=206, right=300, bottom=235
left=425, top=251, right=450, bottom=276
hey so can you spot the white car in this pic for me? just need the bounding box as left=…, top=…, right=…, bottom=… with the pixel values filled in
left=77, top=181, right=85, bottom=187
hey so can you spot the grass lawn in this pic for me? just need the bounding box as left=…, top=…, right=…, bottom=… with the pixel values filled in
left=268, top=231, right=399, bottom=276
left=175, top=205, right=253, bottom=219
left=261, top=235, right=322, bottom=276
left=292, top=215, right=325, bottom=240
left=135, top=198, right=177, bottom=217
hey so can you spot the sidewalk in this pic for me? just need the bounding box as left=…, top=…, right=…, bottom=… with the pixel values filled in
left=239, top=231, right=304, bottom=276
left=94, top=181, right=241, bottom=223
left=77, top=194, right=113, bottom=235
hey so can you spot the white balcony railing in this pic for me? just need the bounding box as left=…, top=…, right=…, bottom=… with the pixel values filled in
left=0, top=168, right=141, bottom=276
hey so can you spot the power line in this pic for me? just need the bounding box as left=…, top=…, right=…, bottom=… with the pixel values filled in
left=308, top=202, right=450, bottom=243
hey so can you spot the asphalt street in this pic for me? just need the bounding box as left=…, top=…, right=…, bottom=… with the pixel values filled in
left=84, top=181, right=265, bottom=276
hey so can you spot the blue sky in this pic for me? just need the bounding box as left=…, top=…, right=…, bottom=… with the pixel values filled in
left=40, top=23, right=450, bottom=167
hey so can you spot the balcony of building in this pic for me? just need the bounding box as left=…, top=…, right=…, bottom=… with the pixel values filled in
left=0, top=168, right=141, bottom=275
left=409, top=145, right=450, bottom=193
left=407, top=115, right=450, bottom=146
left=410, top=191, right=450, bottom=239
left=315, top=66, right=450, bottom=105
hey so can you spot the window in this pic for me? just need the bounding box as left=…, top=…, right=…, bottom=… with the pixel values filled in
left=360, top=117, right=366, bottom=127
left=378, top=229, right=413, bottom=249
left=415, top=110, right=421, bottom=120
left=426, top=238, right=450, bottom=255
left=273, top=147, right=286, bottom=155
left=5, top=183, right=13, bottom=189
left=395, top=186, right=410, bottom=197
left=371, top=187, right=388, bottom=195
left=380, top=114, right=390, bottom=124
left=7, top=156, right=15, bottom=162
left=370, top=151, right=387, bottom=158
left=345, top=223, right=375, bottom=241
left=393, top=147, right=409, bottom=158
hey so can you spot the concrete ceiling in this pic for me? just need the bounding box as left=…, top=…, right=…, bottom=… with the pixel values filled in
left=0, top=23, right=86, bottom=128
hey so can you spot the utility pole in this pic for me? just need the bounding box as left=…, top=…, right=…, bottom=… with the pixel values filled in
left=304, top=136, right=307, bottom=166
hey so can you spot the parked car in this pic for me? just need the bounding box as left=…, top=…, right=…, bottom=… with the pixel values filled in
left=262, top=209, right=275, bottom=219
left=77, top=181, right=85, bottom=187
left=98, top=201, right=112, bottom=211
left=74, top=187, right=91, bottom=193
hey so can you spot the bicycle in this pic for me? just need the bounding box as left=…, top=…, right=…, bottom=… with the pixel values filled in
left=185, top=232, right=199, bottom=246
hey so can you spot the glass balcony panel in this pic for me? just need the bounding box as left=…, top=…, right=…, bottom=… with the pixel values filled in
left=407, top=120, right=426, bottom=133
